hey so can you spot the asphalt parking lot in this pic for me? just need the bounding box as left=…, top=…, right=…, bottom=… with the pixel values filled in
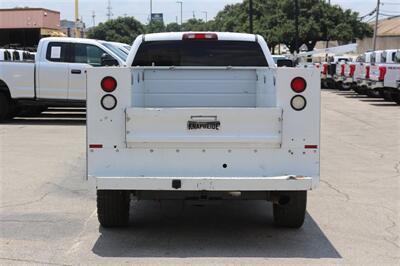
left=0, top=90, right=399, bottom=265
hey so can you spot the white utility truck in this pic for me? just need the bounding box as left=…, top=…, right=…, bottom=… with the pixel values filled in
left=0, top=37, right=125, bottom=121
left=368, top=49, right=400, bottom=102
left=354, top=51, right=373, bottom=94
left=87, top=32, right=321, bottom=228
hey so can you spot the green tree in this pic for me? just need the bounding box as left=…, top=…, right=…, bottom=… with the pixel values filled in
left=86, top=17, right=144, bottom=44
left=146, top=20, right=166, bottom=33
left=212, top=0, right=373, bottom=52
left=181, top=19, right=209, bottom=31
left=165, top=22, right=181, bottom=32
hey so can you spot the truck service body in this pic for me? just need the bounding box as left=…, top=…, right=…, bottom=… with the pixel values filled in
left=0, top=37, right=125, bottom=121
left=87, top=32, right=320, bottom=228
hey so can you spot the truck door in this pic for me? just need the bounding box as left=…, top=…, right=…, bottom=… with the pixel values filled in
left=68, top=43, right=110, bottom=101
left=37, top=42, right=70, bottom=99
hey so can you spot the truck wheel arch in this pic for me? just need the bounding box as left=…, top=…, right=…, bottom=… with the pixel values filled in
left=0, top=79, right=11, bottom=99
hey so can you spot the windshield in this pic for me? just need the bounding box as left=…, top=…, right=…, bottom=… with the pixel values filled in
left=132, top=40, right=268, bottom=67
left=102, top=42, right=128, bottom=61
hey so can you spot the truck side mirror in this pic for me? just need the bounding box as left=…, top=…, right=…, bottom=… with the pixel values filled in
left=101, top=53, right=119, bottom=66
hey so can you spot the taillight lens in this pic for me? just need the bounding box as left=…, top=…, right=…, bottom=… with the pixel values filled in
left=290, top=95, right=307, bottom=111
left=182, top=33, right=218, bottom=40
left=340, top=64, right=345, bottom=76
left=101, top=94, right=117, bottom=110
left=322, top=64, right=328, bottom=75
left=349, top=64, right=356, bottom=77
left=291, top=77, right=307, bottom=93
left=379, top=66, right=387, bottom=81
left=101, top=76, right=117, bottom=92
left=365, top=66, right=370, bottom=79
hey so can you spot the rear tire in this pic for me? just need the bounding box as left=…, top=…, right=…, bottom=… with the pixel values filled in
left=0, top=92, right=11, bottom=122
left=273, top=191, right=307, bottom=228
left=97, top=190, right=130, bottom=227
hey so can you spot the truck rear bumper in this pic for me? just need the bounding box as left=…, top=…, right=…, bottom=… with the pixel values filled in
left=92, top=175, right=318, bottom=191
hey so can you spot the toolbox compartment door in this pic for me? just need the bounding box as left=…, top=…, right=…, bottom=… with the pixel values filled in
left=125, top=107, right=282, bottom=148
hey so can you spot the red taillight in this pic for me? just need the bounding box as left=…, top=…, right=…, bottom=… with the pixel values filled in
left=340, top=64, right=345, bottom=76
left=291, top=77, right=307, bottom=93
left=365, top=66, right=370, bottom=79
left=305, top=145, right=318, bottom=149
left=349, top=64, right=356, bottom=77
left=101, top=76, right=117, bottom=92
left=322, top=64, right=328, bottom=75
left=182, top=33, right=218, bottom=40
left=379, top=66, right=387, bottom=81
left=89, top=144, right=103, bottom=149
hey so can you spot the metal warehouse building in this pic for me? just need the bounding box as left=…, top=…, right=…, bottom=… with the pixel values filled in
left=357, top=16, right=400, bottom=53
left=0, top=8, right=65, bottom=49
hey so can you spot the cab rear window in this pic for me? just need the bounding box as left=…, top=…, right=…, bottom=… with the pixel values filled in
left=132, top=40, right=268, bottom=67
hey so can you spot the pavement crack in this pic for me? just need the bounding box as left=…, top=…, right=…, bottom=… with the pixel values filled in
left=45, top=182, right=88, bottom=196
left=320, top=179, right=350, bottom=201
left=0, top=191, right=52, bottom=209
left=0, top=257, right=71, bottom=266
left=394, top=161, right=400, bottom=174
left=328, top=134, right=386, bottom=159
left=383, top=214, right=400, bottom=248
left=66, top=209, right=97, bottom=255
left=0, top=219, right=58, bottom=223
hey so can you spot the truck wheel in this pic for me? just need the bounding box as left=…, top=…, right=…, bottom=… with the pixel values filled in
left=273, top=191, right=307, bottom=228
left=97, top=190, right=130, bottom=227
left=0, top=93, right=11, bottom=122
left=340, top=82, right=351, bottom=91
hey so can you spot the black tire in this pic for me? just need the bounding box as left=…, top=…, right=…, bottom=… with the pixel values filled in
left=366, top=89, right=381, bottom=98
left=340, top=83, right=351, bottom=91
left=273, top=191, right=307, bottom=228
left=18, top=106, right=47, bottom=117
left=97, top=190, right=130, bottom=227
left=0, top=92, right=11, bottom=122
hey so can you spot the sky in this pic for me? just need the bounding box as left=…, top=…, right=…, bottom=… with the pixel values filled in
left=1, top=0, right=399, bottom=27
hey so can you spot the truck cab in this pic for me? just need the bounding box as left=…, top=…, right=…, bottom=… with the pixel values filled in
left=0, top=37, right=125, bottom=121
left=87, top=32, right=320, bottom=229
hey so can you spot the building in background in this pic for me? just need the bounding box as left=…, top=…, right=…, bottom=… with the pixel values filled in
left=357, top=16, right=400, bottom=53
left=0, top=8, right=65, bottom=49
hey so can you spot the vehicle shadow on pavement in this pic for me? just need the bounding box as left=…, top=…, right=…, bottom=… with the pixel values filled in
left=92, top=200, right=341, bottom=259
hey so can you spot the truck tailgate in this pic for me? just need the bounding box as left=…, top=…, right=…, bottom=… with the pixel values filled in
left=125, top=107, right=282, bottom=148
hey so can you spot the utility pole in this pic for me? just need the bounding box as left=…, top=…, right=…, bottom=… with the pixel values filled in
left=150, top=0, right=152, bottom=22
left=373, top=0, right=380, bottom=50
left=294, top=0, right=299, bottom=53
left=74, top=0, right=79, bottom=37
left=106, top=0, right=113, bottom=21
left=192, top=11, right=195, bottom=19
left=202, top=11, right=207, bottom=23
left=92, top=10, right=96, bottom=27
left=249, top=0, right=253, bottom=33
left=177, top=1, right=183, bottom=25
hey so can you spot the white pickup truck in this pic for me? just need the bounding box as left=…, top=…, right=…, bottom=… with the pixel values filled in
left=87, top=32, right=320, bottom=228
left=0, top=37, right=126, bottom=121
left=368, top=49, right=400, bottom=102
